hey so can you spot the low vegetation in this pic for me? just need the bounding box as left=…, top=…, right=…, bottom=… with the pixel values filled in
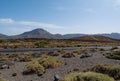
left=37, top=55, right=62, bottom=69
left=23, top=55, right=62, bottom=75
left=0, top=39, right=119, bottom=48
left=84, top=64, right=120, bottom=80
left=0, top=77, right=6, bottom=81
left=62, top=52, right=75, bottom=58
left=59, top=72, right=114, bottom=81
left=106, top=49, right=120, bottom=60
left=8, top=52, right=34, bottom=62
left=23, top=60, right=45, bottom=75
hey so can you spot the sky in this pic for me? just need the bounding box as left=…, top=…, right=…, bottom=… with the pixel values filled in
left=0, top=0, right=120, bottom=35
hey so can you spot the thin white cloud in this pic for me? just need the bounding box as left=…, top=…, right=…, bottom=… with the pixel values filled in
left=0, top=18, right=63, bottom=29
left=19, top=21, right=63, bottom=28
left=0, top=18, right=14, bottom=24
left=0, top=18, right=64, bottom=35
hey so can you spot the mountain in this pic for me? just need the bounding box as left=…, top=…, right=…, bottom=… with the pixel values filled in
left=70, top=35, right=119, bottom=42
left=0, top=28, right=120, bottom=39
left=0, top=33, right=8, bottom=39
left=99, top=33, right=120, bottom=39
left=12, top=28, right=55, bottom=39
left=62, top=34, right=86, bottom=39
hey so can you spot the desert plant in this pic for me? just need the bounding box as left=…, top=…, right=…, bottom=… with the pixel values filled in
left=23, top=60, right=45, bottom=75
left=37, top=55, right=62, bottom=69
left=59, top=72, right=115, bottom=81
left=34, top=40, right=49, bottom=48
left=62, top=52, right=75, bottom=58
left=0, top=77, right=6, bottom=81
left=84, top=64, right=120, bottom=80
left=106, top=49, right=120, bottom=60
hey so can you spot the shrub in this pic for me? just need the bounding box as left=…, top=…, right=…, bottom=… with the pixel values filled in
left=62, top=52, right=75, bottom=58
left=84, top=64, right=120, bottom=80
left=57, top=50, right=66, bottom=55
left=18, top=55, right=32, bottom=62
left=59, top=72, right=114, bottom=81
left=23, top=55, right=62, bottom=75
left=34, top=40, right=49, bottom=48
left=47, top=51, right=60, bottom=56
left=72, top=49, right=87, bottom=54
left=8, top=53, right=32, bottom=62
left=106, top=49, right=120, bottom=60
left=23, top=60, right=45, bottom=75
left=37, top=55, right=62, bottom=69
left=0, top=77, right=6, bottom=81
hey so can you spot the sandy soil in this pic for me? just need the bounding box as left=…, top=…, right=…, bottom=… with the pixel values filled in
left=0, top=50, right=120, bottom=81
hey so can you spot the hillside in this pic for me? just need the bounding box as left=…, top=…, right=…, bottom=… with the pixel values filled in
left=70, top=35, right=119, bottom=42
left=12, top=28, right=55, bottom=39
left=0, top=33, right=8, bottom=39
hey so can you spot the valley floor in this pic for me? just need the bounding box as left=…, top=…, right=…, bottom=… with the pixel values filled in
left=0, top=48, right=120, bottom=81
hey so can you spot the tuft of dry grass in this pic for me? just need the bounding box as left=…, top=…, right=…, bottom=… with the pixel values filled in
left=23, top=60, right=45, bottom=75
left=37, top=55, right=62, bottom=69
left=0, top=77, right=6, bottom=81
left=23, top=55, right=62, bottom=75
left=106, top=49, right=120, bottom=60
left=59, top=72, right=115, bottom=81
left=84, top=64, right=120, bottom=80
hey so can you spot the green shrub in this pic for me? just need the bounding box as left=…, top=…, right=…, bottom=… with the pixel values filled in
left=84, top=64, right=120, bottom=80
left=37, top=55, right=62, bottom=69
left=59, top=72, right=114, bottom=81
left=23, top=60, right=45, bottom=75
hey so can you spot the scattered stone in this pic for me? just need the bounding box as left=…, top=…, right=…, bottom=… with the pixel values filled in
left=54, top=74, right=60, bottom=81
left=80, top=54, right=92, bottom=59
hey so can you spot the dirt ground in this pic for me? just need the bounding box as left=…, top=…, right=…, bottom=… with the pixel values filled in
left=0, top=49, right=120, bottom=81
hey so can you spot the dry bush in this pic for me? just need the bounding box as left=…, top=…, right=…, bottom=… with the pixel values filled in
left=59, top=72, right=114, bottom=81
left=37, top=55, right=62, bottom=69
left=106, top=49, right=120, bottom=60
left=23, top=60, right=45, bottom=75
left=23, top=55, right=62, bottom=75
left=62, top=52, right=75, bottom=58
left=84, top=64, right=120, bottom=80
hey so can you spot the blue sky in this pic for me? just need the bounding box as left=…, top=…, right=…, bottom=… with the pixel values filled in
left=0, top=0, right=120, bottom=35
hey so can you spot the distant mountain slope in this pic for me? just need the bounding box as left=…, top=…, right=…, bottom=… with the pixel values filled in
left=99, top=33, right=120, bottom=39
left=0, top=28, right=120, bottom=39
left=62, top=34, right=86, bottom=39
left=70, top=35, right=119, bottom=42
left=0, top=33, right=8, bottom=39
left=13, top=28, right=55, bottom=38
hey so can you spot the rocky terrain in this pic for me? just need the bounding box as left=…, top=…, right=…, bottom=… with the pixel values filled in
left=0, top=48, right=120, bottom=81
